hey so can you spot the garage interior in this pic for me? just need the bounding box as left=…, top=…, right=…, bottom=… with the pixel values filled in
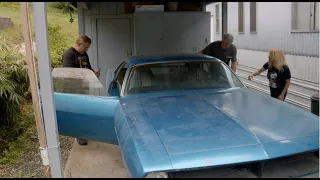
left=29, top=2, right=319, bottom=178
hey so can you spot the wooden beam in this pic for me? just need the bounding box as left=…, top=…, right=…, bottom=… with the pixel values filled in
left=19, top=2, right=52, bottom=178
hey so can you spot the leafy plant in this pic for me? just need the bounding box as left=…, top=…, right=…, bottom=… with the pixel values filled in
left=0, top=38, right=31, bottom=160
left=0, top=2, right=20, bottom=11
left=47, top=2, right=76, bottom=14
left=47, top=22, right=69, bottom=68
left=0, top=39, right=29, bottom=125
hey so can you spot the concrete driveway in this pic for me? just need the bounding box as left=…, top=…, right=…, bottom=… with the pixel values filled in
left=63, top=140, right=319, bottom=178
left=63, top=140, right=129, bottom=178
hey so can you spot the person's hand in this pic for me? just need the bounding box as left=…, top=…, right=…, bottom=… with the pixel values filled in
left=94, top=69, right=101, bottom=77
left=248, top=74, right=254, bottom=81
left=278, top=94, right=285, bottom=101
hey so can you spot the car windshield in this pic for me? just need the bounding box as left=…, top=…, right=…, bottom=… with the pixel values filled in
left=124, top=60, right=244, bottom=95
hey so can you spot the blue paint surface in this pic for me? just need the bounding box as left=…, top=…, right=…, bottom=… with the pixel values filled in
left=52, top=54, right=319, bottom=178
left=125, top=53, right=219, bottom=67
left=54, top=92, right=119, bottom=144
left=118, top=88, right=319, bottom=177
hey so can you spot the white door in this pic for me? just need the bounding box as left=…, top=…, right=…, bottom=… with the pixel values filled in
left=163, top=13, right=196, bottom=53
left=195, top=12, right=210, bottom=52
left=96, top=18, right=131, bottom=95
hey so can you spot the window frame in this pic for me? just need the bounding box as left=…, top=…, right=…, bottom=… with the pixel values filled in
left=291, top=2, right=319, bottom=33
left=250, top=2, right=257, bottom=34
left=238, top=2, right=245, bottom=34
left=215, top=4, right=220, bottom=34
left=122, top=60, right=245, bottom=96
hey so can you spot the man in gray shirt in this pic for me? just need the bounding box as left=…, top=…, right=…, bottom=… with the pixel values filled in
left=199, top=34, right=237, bottom=72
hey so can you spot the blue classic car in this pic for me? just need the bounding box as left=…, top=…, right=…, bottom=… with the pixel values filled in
left=52, top=54, right=319, bottom=178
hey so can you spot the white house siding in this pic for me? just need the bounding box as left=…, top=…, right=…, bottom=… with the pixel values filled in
left=237, top=50, right=319, bottom=111
left=205, top=3, right=222, bottom=41
left=227, top=2, right=319, bottom=57
left=206, top=2, right=319, bottom=111
left=78, top=2, right=319, bottom=110
left=77, top=2, right=126, bottom=70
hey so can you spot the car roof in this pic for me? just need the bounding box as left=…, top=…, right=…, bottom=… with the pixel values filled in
left=125, top=53, right=221, bottom=67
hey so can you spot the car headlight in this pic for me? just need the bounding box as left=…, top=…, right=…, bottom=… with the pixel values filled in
left=144, top=172, right=169, bottom=178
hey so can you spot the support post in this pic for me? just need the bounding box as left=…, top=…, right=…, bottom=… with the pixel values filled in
left=19, top=2, right=51, bottom=178
left=32, top=2, right=63, bottom=178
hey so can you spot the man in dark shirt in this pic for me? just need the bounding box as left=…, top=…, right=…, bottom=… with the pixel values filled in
left=62, top=35, right=100, bottom=77
left=62, top=35, right=100, bottom=146
left=199, top=33, right=238, bottom=72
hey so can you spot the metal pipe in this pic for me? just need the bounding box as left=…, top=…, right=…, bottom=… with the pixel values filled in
left=32, top=2, right=63, bottom=178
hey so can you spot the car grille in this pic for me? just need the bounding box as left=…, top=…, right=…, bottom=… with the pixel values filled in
left=168, top=151, right=319, bottom=178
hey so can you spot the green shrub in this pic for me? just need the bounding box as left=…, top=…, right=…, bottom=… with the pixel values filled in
left=47, top=22, right=69, bottom=68
left=0, top=24, right=24, bottom=45
left=47, top=2, right=76, bottom=14
left=0, top=2, right=20, bottom=11
left=0, top=40, right=29, bottom=125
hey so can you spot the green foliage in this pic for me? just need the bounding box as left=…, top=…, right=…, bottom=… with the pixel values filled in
left=47, top=2, right=76, bottom=14
left=47, top=23, right=69, bottom=68
left=0, top=2, right=32, bottom=11
left=0, top=2, right=20, bottom=11
left=0, top=25, right=23, bottom=45
left=0, top=39, right=32, bottom=162
left=0, top=2, right=76, bottom=166
left=0, top=40, right=29, bottom=125
left=0, top=105, right=35, bottom=164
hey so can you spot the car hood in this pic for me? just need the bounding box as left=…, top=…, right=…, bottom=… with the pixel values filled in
left=121, top=88, right=319, bottom=171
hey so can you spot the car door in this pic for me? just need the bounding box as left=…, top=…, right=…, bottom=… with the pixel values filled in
left=51, top=67, right=121, bottom=145
left=54, top=93, right=120, bottom=145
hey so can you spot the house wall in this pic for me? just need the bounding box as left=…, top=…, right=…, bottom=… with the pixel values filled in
left=78, top=2, right=319, bottom=110
left=77, top=2, right=127, bottom=70
left=228, top=2, right=319, bottom=57
left=206, top=2, right=319, bottom=111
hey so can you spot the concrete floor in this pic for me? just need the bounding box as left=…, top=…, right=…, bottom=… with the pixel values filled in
left=63, top=140, right=319, bottom=178
left=63, top=140, right=129, bottom=178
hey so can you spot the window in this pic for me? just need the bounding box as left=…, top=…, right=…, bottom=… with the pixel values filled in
left=115, top=63, right=128, bottom=87
left=292, top=2, right=319, bottom=32
left=250, top=2, right=257, bottom=33
left=238, top=2, right=244, bottom=33
left=124, top=61, right=244, bottom=95
left=215, top=4, right=220, bottom=34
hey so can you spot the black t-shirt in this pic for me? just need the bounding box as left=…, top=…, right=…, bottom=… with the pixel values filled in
left=202, top=41, right=237, bottom=65
left=263, top=62, right=291, bottom=97
left=62, top=47, right=93, bottom=71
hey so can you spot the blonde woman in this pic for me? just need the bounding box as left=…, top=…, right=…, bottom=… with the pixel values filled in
left=248, top=48, right=291, bottom=101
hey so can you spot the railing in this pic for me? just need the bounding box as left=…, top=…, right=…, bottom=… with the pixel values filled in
left=236, top=64, right=319, bottom=111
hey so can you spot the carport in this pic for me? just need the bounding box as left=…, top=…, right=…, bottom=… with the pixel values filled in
left=29, top=2, right=227, bottom=178
left=72, top=2, right=229, bottom=96
left=25, top=2, right=318, bottom=178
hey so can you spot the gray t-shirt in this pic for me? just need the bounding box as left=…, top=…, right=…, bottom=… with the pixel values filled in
left=202, top=41, right=237, bottom=65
